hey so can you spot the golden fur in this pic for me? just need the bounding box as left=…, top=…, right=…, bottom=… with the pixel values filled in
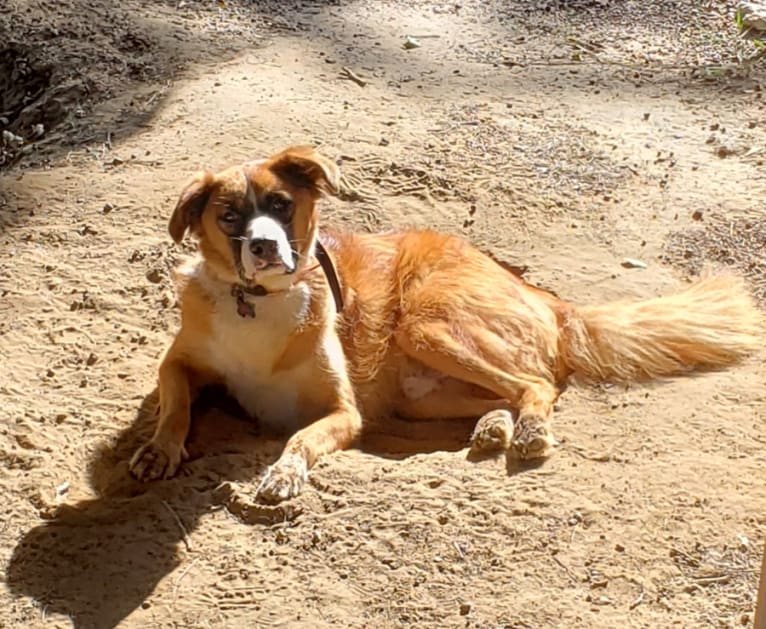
left=129, top=145, right=764, bottom=503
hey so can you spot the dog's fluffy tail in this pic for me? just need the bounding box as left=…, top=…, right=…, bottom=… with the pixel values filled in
left=561, top=274, right=763, bottom=384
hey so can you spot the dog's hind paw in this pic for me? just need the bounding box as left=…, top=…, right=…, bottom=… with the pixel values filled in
left=470, top=409, right=514, bottom=452
left=511, top=414, right=558, bottom=460
left=255, top=453, right=308, bottom=504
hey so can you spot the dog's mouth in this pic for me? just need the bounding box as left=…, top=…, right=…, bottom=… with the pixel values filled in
left=265, top=261, right=295, bottom=273
left=239, top=253, right=296, bottom=283
left=245, top=260, right=295, bottom=276
left=250, top=258, right=293, bottom=272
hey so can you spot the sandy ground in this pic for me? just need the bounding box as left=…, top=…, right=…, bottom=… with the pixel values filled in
left=1, top=1, right=766, bottom=627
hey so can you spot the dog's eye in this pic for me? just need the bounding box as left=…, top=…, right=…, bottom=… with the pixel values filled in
left=267, top=195, right=293, bottom=220
left=219, top=211, right=238, bottom=224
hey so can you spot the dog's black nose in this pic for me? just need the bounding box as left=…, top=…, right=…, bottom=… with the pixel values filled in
left=249, top=238, right=278, bottom=258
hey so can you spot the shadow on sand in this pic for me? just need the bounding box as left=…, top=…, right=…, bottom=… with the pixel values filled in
left=6, top=383, right=534, bottom=628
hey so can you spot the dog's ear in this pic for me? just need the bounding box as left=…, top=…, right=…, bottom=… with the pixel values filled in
left=269, top=146, right=340, bottom=197
left=168, top=171, right=215, bottom=243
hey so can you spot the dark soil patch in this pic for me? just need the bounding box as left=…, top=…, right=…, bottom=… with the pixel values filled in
left=663, top=212, right=766, bottom=305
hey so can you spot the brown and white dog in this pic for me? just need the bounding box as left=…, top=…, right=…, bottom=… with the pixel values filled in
left=129, top=145, right=763, bottom=503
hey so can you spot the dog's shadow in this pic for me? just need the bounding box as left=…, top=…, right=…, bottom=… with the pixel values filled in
left=5, top=387, right=520, bottom=628
left=5, top=386, right=291, bottom=629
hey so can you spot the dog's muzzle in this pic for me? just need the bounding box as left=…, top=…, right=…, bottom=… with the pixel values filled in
left=241, top=216, right=295, bottom=278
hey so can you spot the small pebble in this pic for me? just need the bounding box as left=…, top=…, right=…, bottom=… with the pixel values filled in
left=403, top=35, right=421, bottom=50
left=55, top=481, right=69, bottom=498
left=717, top=145, right=735, bottom=158
left=621, top=258, right=647, bottom=269
left=2, top=130, right=24, bottom=146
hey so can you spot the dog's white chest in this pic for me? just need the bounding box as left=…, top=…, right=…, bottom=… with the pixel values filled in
left=203, top=285, right=312, bottom=430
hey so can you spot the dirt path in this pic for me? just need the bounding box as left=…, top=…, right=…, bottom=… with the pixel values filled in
left=2, top=1, right=766, bottom=627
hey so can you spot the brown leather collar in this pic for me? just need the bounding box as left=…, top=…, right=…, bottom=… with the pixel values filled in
left=231, top=239, right=344, bottom=318
left=314, top=239, right=344, bottom=313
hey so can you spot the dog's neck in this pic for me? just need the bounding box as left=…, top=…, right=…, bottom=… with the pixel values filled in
left=229, top=239, right=344, bottom=319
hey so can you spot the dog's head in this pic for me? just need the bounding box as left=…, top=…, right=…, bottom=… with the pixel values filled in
left=168, top=145, right=339, bottom=289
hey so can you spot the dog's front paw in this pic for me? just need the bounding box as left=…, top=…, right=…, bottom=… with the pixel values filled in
left=255, top=453, right=308, bottom=504
left=129, top=438, right=188, bottom=481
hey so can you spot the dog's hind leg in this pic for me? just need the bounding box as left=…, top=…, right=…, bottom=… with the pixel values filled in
left=395, top=371, right=511, bottom=419
left=396, top=389, right=515, bottom=453
left=394, top=319, right=561, bottom=459
left=396, top=391, right=510, bottom=420
left=394, top=376, right=517, bottom=451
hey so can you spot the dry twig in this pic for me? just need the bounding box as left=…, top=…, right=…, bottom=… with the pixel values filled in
left=340, top=66, right=367, bottom=87
left=162, top=500, right=193, bottom=552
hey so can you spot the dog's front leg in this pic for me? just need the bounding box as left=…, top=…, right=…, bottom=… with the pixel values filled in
left=256, top=405, right=361, bottom=503
left=256, top=334, right=361, bottom=504
left=130, top=348, right=193, bottom=481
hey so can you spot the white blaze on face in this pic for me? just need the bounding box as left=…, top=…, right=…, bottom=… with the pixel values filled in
left=241, top=215, right=295, bottom=279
